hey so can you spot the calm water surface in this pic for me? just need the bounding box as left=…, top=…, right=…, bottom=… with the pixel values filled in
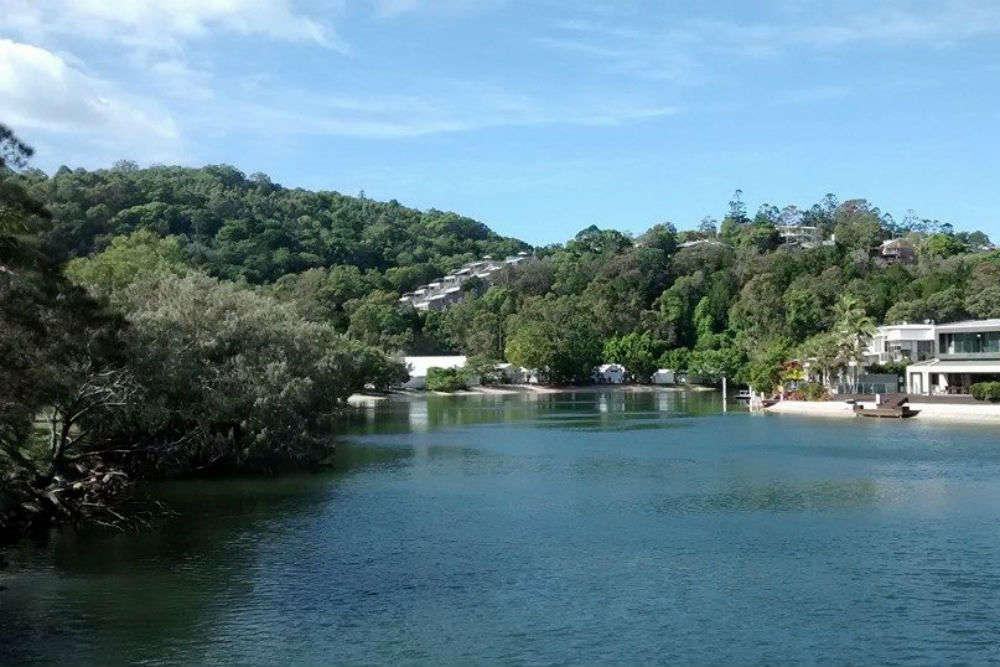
left=4, top=390, right=1000, bottom=666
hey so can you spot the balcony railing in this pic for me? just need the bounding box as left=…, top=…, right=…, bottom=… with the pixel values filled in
left=938, top=352, right=1000, bottom=360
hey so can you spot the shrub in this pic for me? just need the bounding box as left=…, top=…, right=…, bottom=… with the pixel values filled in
left=971, top=382, right=1000, bottom=402
left=76, top=271, right=401, bottom=474
left=426, top=366, right=469, bottom=392
left=866, top=362, right=907, bottom=376
left=798, top=381, right=830, bottom=401
left=465, top=355, right=503, bottom=384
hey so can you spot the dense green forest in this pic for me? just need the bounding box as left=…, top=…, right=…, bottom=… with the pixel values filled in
left=3, top=121, right=999, bottom=538
left=15, top=159, right=998, bottom=382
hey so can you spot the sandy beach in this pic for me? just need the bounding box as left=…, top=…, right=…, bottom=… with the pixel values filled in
left=348, top=383, right=688, bottom=405
left=766, top=399, right=1000, bottom=424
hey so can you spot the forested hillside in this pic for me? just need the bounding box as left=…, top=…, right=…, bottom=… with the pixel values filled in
left=19, top=163, right=528, bottom=285
left=14, top=161, right=1000, bottom=386
left=4, top=123, right=1000, bottom=537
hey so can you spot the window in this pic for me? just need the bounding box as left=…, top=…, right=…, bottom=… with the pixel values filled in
left=939, top=331, right=1000, bottom=355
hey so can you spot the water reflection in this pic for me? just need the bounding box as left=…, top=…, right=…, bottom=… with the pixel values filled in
left=341, top=389, right=731, bottom=437
left=1, top=447, right=416, bottom=667
left=7, top=390, right=1000, bottom=666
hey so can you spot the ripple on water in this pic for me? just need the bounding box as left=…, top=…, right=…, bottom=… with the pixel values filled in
left=5, top=392, right=1000, bottom=666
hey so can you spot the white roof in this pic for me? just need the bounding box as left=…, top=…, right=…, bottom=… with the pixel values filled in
left=597, top=363, right=625, bottom=372
left=935, top=319, right=1000, bottom=332
left=876, top=323, right=936, bottom=341
left=404, top=356, right=467, bottom=377
left=881, top=238, right=913, bottom=248
left=678, top=239, right=724, bottom=248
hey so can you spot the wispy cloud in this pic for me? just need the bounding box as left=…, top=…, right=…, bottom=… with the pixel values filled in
left=370, top=0, right=505, bottom=19
left=541, top=1, right=1000, bottom=81
left=774, top=85, right=852, bottom=105
left=4, top=0, right=346, bottom=54
left=216, top=81, right=676, bottom=139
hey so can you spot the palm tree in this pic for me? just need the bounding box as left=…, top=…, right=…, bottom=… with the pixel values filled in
left=798, top=332, right=842, bottom=388
left=833, top=295, right=876, bottom=390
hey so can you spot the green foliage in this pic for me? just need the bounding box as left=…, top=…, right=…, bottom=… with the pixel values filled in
left=657, top=347, right=691, bottom=372
left=426, top=366, right=469, bottom=392
left=833, top=199, right=887, bottom=255
left=689, top=346, right=745, bottom=380
left=737, top=341, right=792, bottom=394
left=11, top=143, right=1000, bottom=471
left=966, top=286, right=1000, bottom=319
left=796, top=332, right=842, bottom=385
left=567, top=225, right=633, bottom=255
left=970, top=382, right=1000, bottom=402
left=867, top=361, right=907, bottom=376
left=795, top=381, right=830, bottom=401
left=82, top=270, right=399, bottom=473
left=923, top=233, right=964, bottom=258
left=65, top=230, right=187, bottom=298
left=436, top=287, right=517, bottom=359
left=504, top=295, right=602, bottom=384
left=783, top=288, right=826, bottom=339
left=61, top=230, right=406, bottom=474
left=24, top=164, right=528, bottom=282
left=345, top=290, right=420, bottom=352
left=833, top=294, right=876, bottom=365
left=602, top=332, right=661, bottom=382
left=655, top=271, right=705, bottom=347
left=464, top=354, right=504, bottom=384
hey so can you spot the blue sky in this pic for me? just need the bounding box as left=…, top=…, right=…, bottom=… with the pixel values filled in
left=2, top=0, right=999, bottom=245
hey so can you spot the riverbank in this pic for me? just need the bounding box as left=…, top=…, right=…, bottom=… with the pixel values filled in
left=766, top=399, right=1000, bottom=423
left=347, top=383, right=690, bottom=405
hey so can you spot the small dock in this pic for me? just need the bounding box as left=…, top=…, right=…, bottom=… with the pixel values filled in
left=852, top=394, right=919, bottom=419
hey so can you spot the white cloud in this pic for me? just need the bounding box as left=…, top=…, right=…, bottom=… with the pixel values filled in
left=4, top=0, right=344, bottom=53
left=370, top=0, right=504, bottom=18
left=0, top=39, right=182, bottom=161
left=219, top=81, right=676, bottom=138
left=149, top=60, right=216, bottom=102
left=774, top=85, right=852, bottom=105
left=542, top=1, right=1000, bottom=80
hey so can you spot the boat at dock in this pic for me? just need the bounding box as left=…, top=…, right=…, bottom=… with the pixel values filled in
left=852, top=394, right=919, bottom=419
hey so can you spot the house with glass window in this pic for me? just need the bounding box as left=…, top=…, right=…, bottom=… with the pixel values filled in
left=905, top=319, right=1000, bottom=395
left=864, top=323, right=936, bottom=365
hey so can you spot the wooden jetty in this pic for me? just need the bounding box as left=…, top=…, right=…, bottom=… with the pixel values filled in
left=853, top=393, right=919, bottom=419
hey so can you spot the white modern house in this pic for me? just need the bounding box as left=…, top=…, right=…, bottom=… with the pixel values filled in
left=401, top=355, right=468, bottom=389
left=905, top=319, right=1000, bottom=395
left=864, top=322, right=937, bottom=365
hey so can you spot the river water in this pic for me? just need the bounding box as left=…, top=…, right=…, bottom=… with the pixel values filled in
left=4, top=390, right=1000, bottom=665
